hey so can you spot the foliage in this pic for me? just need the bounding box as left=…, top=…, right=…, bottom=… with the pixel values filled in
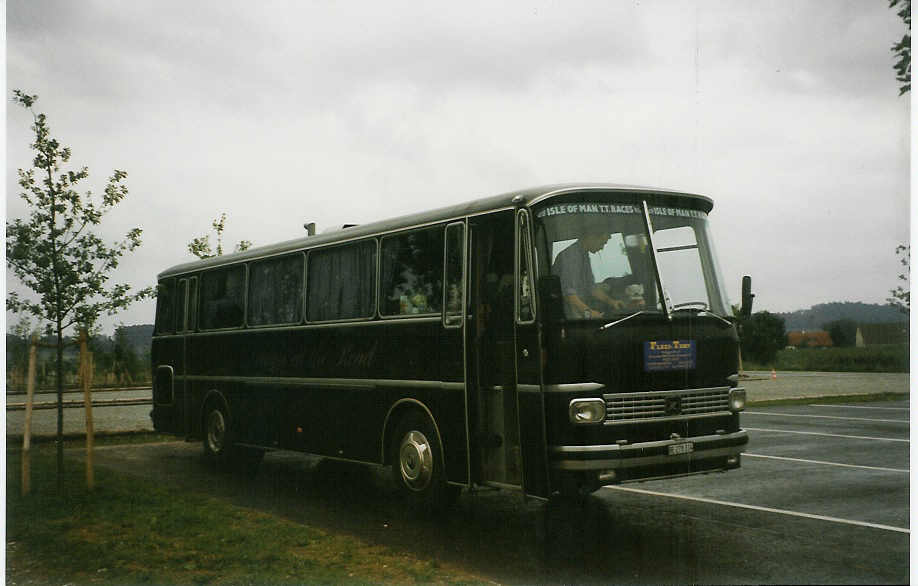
left=6, top=91, right=153, bottom=333
left=822, top=318, right=858, bottom=347
left=738, top=310, right=786, bottom=365
left=6, top=90, right=153, bottom=486
left=188, top=212, right=253, bottom=259
left=6, top=327, right=152, bottom=390
left=886, top=244, right=910, bottom=314
left=890, top=0, right=911, bottom=95
left=744, top=344, right=908, bottom=373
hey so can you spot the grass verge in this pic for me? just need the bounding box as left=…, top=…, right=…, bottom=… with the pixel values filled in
left=744, top=344, right=909, bottom=373
left=7, top=446, right=485, bottom=585
left=748, top=392, right=908, bottom=407
left=7, top=430, right=177, bottom=449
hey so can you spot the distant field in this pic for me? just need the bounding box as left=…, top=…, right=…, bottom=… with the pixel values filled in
left=745, top=344, right=909, bottom=373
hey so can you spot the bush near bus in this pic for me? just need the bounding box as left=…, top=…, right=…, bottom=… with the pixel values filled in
left=738, top=311, right=786, bottom=365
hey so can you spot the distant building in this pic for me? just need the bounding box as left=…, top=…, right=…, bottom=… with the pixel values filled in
left=855, top=322, right=909, bottom=347
left=787, top=330, right=833, bottom=348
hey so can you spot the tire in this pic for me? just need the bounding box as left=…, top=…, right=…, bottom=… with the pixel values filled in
left=390, top=411, right=458, bottom=511
left=203, top=399, right=232, bottom=466
left=202, top=398, right=265, bottom=477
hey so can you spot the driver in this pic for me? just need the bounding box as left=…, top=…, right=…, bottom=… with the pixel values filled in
left=552, top=228, right=625, bottom=319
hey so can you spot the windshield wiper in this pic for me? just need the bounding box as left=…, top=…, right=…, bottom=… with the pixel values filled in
left=671, top=304, right=732, bottom=326
left=673, top=301, right=708, bottom=309
left=598, top=310, right=656, bottom=332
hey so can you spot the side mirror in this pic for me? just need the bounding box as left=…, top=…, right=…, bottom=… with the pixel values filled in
left=538, top=275, right=564, bottom=322
left=740, top=275, right=754, bottom=318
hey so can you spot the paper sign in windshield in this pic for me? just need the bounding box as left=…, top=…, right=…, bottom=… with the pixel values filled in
left=644, top=340, right=696, bottom=371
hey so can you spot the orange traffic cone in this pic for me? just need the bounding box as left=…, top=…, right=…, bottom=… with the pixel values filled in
left=771, top=368, right=777, bottom=380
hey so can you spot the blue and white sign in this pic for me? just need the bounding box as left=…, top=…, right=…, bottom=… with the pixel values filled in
left=644, top=340, right=696, bottom=371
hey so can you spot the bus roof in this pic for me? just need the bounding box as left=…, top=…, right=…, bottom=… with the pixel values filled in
left=158, top=182, right=713, bottom=278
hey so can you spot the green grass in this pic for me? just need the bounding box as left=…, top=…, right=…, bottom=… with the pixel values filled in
left=747, top=392, right=908, bottom=407
left=7, top=430, right=177, bottom=448
left=7, top=446, right=485, bottom=585
left=745, top=344, right=909, bottom=373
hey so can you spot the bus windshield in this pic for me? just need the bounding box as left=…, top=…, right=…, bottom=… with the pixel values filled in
left=533, top=198, right=730, bottom=320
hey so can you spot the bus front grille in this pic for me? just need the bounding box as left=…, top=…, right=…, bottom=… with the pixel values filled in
left=603, top=386, right=731, bottom=424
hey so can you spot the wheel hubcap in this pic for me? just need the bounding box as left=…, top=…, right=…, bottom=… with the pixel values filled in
left=207, top=409, right=226, bottom=454
left=398, top=430, right=433, bottom=491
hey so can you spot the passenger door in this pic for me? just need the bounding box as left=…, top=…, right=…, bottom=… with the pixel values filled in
left=469, top=210, right=523, bottom=487
left=515, top=209, right=550, bottom=497
left=441, top=221, right=469, bottom=482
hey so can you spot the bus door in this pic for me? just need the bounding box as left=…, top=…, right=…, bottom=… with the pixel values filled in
left=442, top=221, right=468, bottom=482
left=469, top=210, right=523, bottom=488
left=176, top=276, right=197, bottom=438
left=515, top=209, right=551, bottom=498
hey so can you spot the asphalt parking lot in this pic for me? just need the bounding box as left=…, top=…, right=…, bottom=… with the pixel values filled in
left=595, top=397, right=910, bottom=583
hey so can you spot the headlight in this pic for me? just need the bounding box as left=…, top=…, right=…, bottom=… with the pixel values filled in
left=729, top=389, right=746, bottom=412
left=569, top=398, right=606, bottom=424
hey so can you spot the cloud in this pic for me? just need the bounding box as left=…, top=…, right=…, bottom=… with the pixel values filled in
left=5, top=0, right=909, bottom=331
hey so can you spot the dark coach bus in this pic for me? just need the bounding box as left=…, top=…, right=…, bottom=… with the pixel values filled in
left=151, top=183, right=752, bottom=507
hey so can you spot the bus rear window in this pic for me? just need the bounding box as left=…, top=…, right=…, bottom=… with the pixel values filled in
left=154, top=278, right=175, bottom=334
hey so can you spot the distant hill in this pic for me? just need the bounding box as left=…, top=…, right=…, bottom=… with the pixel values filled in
left=776, top=302, right=908, bottom=331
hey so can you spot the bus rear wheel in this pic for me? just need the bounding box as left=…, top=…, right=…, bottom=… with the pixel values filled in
left=390, top=412, right=457, bottom=510
left=202, top=399, right=263, bottom=476
left=203, top=401, right=231, bottom=464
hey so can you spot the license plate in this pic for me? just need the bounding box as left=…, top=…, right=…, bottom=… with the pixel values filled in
left=668, top=442, right=694, bottom=456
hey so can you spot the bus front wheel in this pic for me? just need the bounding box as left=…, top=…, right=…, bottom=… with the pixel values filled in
left=390, top=411, right=457, bottom=510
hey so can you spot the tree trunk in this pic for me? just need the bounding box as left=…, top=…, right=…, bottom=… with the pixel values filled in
left=56, top=322, right=64, bottom=493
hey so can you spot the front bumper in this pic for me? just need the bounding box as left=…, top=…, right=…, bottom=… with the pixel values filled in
left=550, top=429, right=748, bottom=472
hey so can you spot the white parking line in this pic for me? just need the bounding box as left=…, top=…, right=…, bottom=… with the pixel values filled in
left=604, top=486, right=910, bottom=534
left=809, top=404, right=910, bottom=411
left=744, top=453, right=909, bottom=473
left=744, top=411, right=908, bottom=424
left=745, top=427, right=909, bottom=442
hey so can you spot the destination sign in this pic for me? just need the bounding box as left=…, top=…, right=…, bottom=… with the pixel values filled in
left=536, top=203, right=707, bottom=220
left=644, top=339, right=696, bottom=371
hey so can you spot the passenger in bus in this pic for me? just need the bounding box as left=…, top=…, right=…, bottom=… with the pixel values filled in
left=552, top=229, right=626, bottom=319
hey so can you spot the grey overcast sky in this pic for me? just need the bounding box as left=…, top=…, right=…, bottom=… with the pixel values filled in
left=5, top=0, right=911, bottom=333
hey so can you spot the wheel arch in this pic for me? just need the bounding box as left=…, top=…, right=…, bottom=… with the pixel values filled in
left=380, top=398, right=445, bottom=467
left=200, top=388, right=231, bottom=435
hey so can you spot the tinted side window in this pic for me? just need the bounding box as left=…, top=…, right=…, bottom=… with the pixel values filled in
left=307, top=241, right=377, bottom=321
left=380, top=227, right=444, bottom=316
left=199, top=266, right=246, bottom=329
left=154, top=278, right=175, bottom=334
left=248, top=254, right=304, bottom=326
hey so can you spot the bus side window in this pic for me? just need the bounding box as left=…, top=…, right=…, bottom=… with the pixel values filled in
left=307, top=240, right=377, bottom=322
left=200, top=266, right=246, bottom=330
left=380, top=227, right=444, bottom=316
left=248, top=254, right=305, bottom=326
left=443, top=222, right=464, bottom=321
left=517, top=211, right=535, bottom=323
